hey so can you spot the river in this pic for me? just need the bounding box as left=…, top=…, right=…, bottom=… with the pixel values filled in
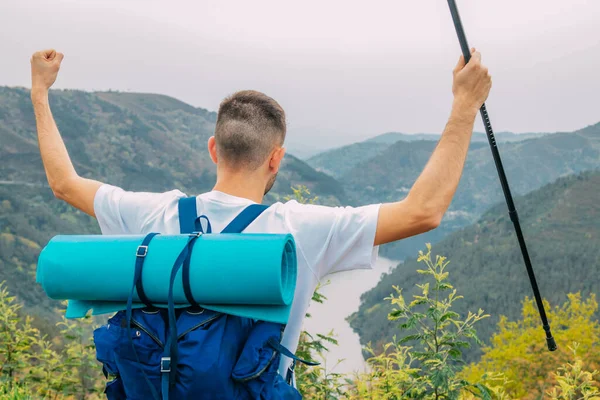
left=302, top=256, right=400, bottom=374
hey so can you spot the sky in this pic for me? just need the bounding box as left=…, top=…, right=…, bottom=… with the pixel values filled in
left=1, top=0, right=599, bottom=150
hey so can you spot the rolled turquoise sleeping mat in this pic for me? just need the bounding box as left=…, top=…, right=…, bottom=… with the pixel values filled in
left=36, top=234, right=297, bottom=324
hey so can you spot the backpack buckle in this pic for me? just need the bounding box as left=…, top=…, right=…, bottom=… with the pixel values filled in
left=160, top=357, right=171, bottom=373
left=136, top=245, right=149, bottom=258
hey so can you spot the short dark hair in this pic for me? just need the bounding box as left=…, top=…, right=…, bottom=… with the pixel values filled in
left=215, top=90, right=286, bottom=170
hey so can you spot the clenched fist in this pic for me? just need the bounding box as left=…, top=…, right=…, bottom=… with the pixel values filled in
left=452, top=48, right=492, bottom=112
left=31, top=49, right=64, bottom=93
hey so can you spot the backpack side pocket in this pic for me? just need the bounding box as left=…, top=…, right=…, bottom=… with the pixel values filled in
left=232, top=321, right=302, bottom=400
left=93, top=312, right=126, bottom=399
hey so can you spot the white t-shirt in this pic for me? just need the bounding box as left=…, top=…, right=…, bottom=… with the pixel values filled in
left=94, top=184, right=380, bottom=376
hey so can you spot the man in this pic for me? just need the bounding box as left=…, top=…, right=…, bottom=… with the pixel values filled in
left=30, top=48, right=491, bottom=379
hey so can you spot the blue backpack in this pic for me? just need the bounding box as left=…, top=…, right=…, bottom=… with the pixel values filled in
left=93, top=197, right=317, bottom=399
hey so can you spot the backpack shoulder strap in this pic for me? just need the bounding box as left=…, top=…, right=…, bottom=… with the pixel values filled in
left=178, top=196, right=198, bottom=234
left=221, top=204, right=269, bottom=234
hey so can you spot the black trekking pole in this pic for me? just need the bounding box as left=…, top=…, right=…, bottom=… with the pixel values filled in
left=446, top=0, right=557, bottom=352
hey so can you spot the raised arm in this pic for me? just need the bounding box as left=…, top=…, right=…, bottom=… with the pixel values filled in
left=374, top=49, right=492, bottom=245
left=30, top=49, right=102, bottom=217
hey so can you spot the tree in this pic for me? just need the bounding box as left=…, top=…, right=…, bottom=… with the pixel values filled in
left=0, top=282, right=37, bottom=386
left=0, top=282, right=102, bottom=399
left=346, top=244, right=494, bottom=399
left=547, top=344, right=600, bottom=400
left=462, top=293, right=600, bottom=398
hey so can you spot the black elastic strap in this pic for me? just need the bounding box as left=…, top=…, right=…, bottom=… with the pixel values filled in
left=127, top=232, right=161, bottom=400
left=267, top=337, right=319, bottom=366
left=134, top=232, right=160, bottom=307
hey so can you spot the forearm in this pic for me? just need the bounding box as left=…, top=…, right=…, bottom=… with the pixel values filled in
left=29, top=49, right=102, bottom=216
left=374, top=50, right=490, bottom=245
left=31, top=89, right=101, bottom=216
left=31, top=89, right=78, bottom=193
left=407, top=99, right=478, bottom=221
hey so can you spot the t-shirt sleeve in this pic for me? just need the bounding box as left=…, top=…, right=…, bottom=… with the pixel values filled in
left=283, top=201, right=381, bottom=280
left=93, top=184, right=185, bottom=235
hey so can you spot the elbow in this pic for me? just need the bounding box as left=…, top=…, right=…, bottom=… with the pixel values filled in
left=406, top=195, right=444, bottom=233
left=414, top=204, right=444, bottom=233
left=423, top=212, right=443, bottom=232
left=51, top=184, right=68, bottom=201
left=49, top=177, right=74, bottom=201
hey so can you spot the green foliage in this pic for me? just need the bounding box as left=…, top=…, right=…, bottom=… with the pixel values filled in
left=345, top=244, right=492, bottom=399
left=463, top=293, right=600, bottom=399
left=0, top=283, right=36, bottom=383
left=0, top=283, right=102, bottom=399
left=547, top=345, right=600, bottom=400
left=283, top=185, right=319, bottom=205
left=0, top=383, right=33, bottom=399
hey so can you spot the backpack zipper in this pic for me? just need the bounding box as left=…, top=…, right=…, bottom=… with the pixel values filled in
left=131, top=320, right=164, bottom=348
left=130, top=313, right=222, bottom=347
left=177, top=314, right=222, bottom=340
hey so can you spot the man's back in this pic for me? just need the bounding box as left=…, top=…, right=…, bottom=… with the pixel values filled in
left=94, top=184, right=380, bottom=375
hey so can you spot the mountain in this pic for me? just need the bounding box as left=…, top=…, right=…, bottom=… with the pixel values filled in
left=0, top=86, right=346, bottom=332
left=308, top=130, right=549, bottom=180
left=342, top=123, right=600, bottom=260
left=282, top=138, right=335, bottom=160
left=304, top=142, right=389, bottom=179
left=349, top=171, right=600, bottom=361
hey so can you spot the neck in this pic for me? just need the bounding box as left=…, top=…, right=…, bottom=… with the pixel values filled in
left=212, top=170, right=266, bottom=204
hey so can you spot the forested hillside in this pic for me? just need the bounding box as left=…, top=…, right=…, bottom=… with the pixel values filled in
left=0, top=86, right=345, bottom=333
left=349, top=171, right=600, bottom=361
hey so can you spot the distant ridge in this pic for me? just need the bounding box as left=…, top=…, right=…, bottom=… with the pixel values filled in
left=365, top=130, right=548, bottom=145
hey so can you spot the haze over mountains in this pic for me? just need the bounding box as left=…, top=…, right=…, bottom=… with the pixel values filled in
left=1, top=87, right=598, bottom=358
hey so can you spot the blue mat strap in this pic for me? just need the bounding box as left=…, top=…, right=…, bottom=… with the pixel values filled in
left=221, top=204, right=269, bottom=234
left=178, top=197, right=197, bottom=234
left=127, top=233, right=161, bottom=400
left=179, top=196, right=209, bottom=307
left=165, top=235, right=201, bottom=395
left=267, top=338, right=320, bottom=367
left=195, top=215, right=212, bottom=234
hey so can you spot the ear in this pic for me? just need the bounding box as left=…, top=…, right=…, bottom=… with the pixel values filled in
left=208, top=136, right=218, bottom=164
left=269, top=146, right=286, bottom=174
